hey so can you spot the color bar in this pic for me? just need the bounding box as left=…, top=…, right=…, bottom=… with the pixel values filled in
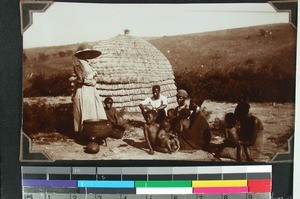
left=136, top=187, right=193, bottom=194
left=246, top=166, right=272, bottom=173
left=22, top=180, right=77, bottom=187
left=135, top=181, right=191, bottom=187
left=192, top=180, right=247, bottom=187
left=193, top=187, right=248, bottom=194
left=77, top=180, right=134, bottom=188
left=248, top=179, right=272, bottom=193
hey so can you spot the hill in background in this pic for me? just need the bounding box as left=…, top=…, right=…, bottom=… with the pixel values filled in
left=23, top=23, right=296, bottom=102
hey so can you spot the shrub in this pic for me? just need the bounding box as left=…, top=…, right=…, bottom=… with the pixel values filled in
left=23, top=100, right=73, bottom=136
left=24, top=72, right=72, bottom=97
left=174, top=65, right=295, bottom=103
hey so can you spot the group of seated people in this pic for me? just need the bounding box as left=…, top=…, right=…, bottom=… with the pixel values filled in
left=104, top=84, right=263, bottom=161
left=139, top=85, right=211, bottom=155
left=138, top=85, right=264, bottom=162
left=219, top=101, right=264, bottom=161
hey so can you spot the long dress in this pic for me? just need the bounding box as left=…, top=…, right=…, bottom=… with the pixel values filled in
left=173, top=110, right=210, bottom=150
left=72, top=57, right=107, bottom=133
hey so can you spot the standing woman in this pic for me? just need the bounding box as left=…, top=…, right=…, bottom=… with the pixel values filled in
left=70, top=43, right=107, bottom=133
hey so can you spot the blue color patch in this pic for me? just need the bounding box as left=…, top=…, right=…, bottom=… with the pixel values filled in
left=77, top=180, right=135, bottom=188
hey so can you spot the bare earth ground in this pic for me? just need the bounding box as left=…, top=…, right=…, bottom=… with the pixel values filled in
left=29, top=99, right=294, bottom=162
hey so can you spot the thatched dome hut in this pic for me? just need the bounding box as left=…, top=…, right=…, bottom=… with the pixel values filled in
left=89, top=33, right=178, bottom=112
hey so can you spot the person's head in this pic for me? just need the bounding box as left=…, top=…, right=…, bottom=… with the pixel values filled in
left=167, top=108, right=176, bottom=120
left=145, top=110, right=157, bottom=124
left=161, top=119, right=171, bottom=131
left=179, top=108, right=190, bottom=119
left=176, top=89, right=188, bottom=106
left=224, top=112, right=236, bottom=128
left=234, top=102, right=250, bottom=121
left=152, top=85, right=161, bottom=99
left=104, top=97, right=113, bottom=109
left=238, top=91, right=249, bottom=103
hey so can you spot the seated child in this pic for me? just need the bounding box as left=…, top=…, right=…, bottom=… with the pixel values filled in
left=156, top=119, right=180, bottom=153
left=143, top=110, right=160, bottom=155
left=104, top=97, right=126, bottom=139
left=104, top=97, right=119, bottom=125
left=167, top=108, right=176, bottom=121
left=220, top=112, right=243, bottom=161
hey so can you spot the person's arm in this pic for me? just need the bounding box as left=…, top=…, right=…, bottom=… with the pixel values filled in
left=113, top=108, right=119, bottom=125
left=143, top=124, right=154, bottom=155
left=224, top=129, right=239, bottom=147
left=154, top=95, right=168, bottom=111
left=157, top=130, right=164, bottom=140
left=139, top=98, right=150, bottom=111
left=241, top=118, right=263, bottom=146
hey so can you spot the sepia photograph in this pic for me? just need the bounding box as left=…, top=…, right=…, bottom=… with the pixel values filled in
left=21, top=2, right=296, bottom=162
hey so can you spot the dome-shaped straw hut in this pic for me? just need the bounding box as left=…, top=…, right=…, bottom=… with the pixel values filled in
left=89, top=32, right=178, bottom=112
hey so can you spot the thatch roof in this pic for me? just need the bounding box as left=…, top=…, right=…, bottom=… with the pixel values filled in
left=90, top=34, right=178, bottom=112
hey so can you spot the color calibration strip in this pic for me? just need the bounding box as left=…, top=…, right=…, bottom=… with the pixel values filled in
left=22, top=165, right=272, bottom=199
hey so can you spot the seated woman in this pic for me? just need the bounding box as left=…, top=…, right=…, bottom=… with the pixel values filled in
left=173, top=90, right=211, bottom=150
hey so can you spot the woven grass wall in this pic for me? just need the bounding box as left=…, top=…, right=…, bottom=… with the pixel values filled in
left=90, top=34, right=178, bottom=112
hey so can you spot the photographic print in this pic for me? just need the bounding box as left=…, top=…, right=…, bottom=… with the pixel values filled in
left=21, top=2, right=296, bottom=162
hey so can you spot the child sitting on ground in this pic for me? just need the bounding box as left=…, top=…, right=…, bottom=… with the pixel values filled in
left=104, top=97, right=126, bottom=139
left=104, top=97, right=120, bottom=125
left=143, top=110, right=160, bottom=155
left=156, top=119, right=180, bottom=153
left=167, top=108, right=176, bottom=121
left=220, top=112, right=243, bottom=161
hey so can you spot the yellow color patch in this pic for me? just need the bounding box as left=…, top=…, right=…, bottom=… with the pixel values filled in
left=192, top=180, right=247, bottom=187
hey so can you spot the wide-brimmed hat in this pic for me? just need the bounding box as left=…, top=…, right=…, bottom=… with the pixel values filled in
left=176, top=89, right=188, bottom=98
left=74, top=43, right=101, bottom=60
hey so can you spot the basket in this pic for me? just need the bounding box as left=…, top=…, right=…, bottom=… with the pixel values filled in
left=82, top=119, right=112, bottom=139
left=111, top=124, right=126, bottom=139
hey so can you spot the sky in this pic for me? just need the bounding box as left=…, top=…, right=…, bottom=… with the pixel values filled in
left=23, top=2, right=290, bottom=49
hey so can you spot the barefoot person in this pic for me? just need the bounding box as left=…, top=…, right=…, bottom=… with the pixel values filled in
left=103, top=97, right=126, bottom=139
left=234, top=102, right=264, bottom=161
left=219, top=113, right=244, bottom=161
left=143, top=110, right=160, bottom=155
left=143, top=110, right=175, bottom=155
left=139, top=85, right=168, bottom=124
left=157, top=119, right=180, bottom=153
left=70, top=43, right=107, bottom=133
left=104, top=97, right=120, bottom=125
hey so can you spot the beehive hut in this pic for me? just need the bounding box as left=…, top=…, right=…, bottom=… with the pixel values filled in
left=89, top=32, right=178, bottom=112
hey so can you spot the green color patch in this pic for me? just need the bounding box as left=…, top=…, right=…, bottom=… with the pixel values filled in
left=135, top=181, right=191, bottom=187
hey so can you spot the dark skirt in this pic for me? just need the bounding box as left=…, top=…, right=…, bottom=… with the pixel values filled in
left=179, top=112, right=211, bottom=150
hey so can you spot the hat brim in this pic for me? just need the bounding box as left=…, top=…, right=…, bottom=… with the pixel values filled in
left=74, top=49, right=101, bottom=60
